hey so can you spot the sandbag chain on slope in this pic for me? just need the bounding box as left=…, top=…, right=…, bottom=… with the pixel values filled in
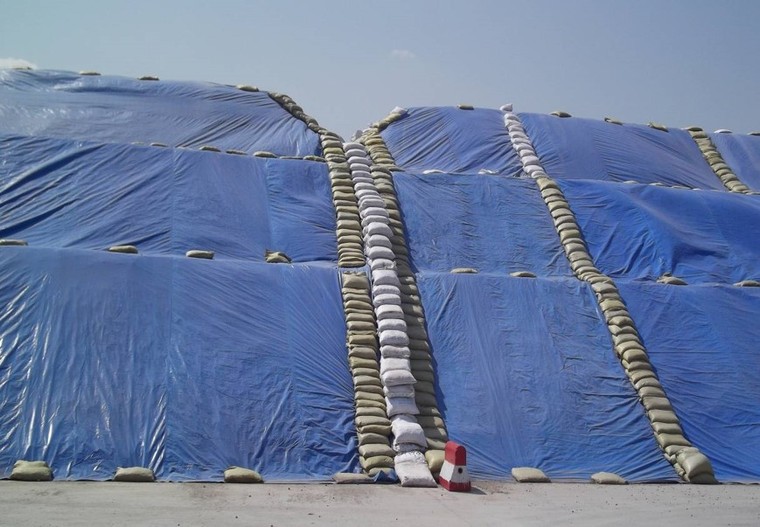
left=354, top=136, right=449, bottom=474
left=687, top=128, right=752, bottom=194
left=502, top=109, right=716, bottom=484
left=340, top=271, right=395, bottom=477
left=344, top=142, right=436, bottom=487
left=359, top=107, right=407, bottom=171
left=267, top=93, right=365, bottom=267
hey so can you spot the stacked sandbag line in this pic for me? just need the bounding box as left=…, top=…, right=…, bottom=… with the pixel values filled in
left=353, top=133, right=449, bottom=478
left=502, top=108, right=716, bottom=484
left=687, top=127, right=751, bottom=194
left=340, top=271, right=395, bottom=477
left=344, top=142, right=436, bottom=487
left=266, top=92, right=364, bottom=267
left=360, top=107, right=408, bottom=171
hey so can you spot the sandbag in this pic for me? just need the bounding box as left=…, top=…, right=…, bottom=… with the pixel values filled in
left=379, top=330, right=409, bottom=347
left=360, top=455, right=394, bottom=471
left=391, top=415, right=427, bottom=448
left=591, top=472, right=626, bottom=485
left=378, top=318, right=406, bottom=332
left=425, top=449, right=445, bottom=474
left=394, top=451, right=436, bottom=488
left=359, top=443, right=396, bottom=458
left=384, top=384, right=416, bottom=399
left=380, top=357, right=411, bottom=374
left=333, top=472, right=372, bottom=484
left=10, top=460, right=52, bottom=481
left=511, top=467, right=550, bottom=483
left=114, top=466, right=155, bottom=482
left=380, top=344, right=411, bottom=359
left=386, top=396, right=419, bottom=417
left=382, top=369, right=417, bottom=386
left=376, top=305, right=404, bottom=320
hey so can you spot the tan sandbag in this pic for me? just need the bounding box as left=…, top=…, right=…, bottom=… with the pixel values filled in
left=186, top=250, right=214, bottom=259
left=734, top=280, right=760, bottom=287
left=358, top=432, right=390, bottom=445
left=676, top=449, right=714, bottom=480
left=657, top=275, right=687, bottom=285
left=0, top=239, right=29, bottom=247
left=511, top=467, right=550, bottom=483
left=333, top=472, right=372, bottom=484
left=108, top=245, right=138, bottom=254
left=224, top=466, right=263, bottom=483
left=360, top=455, right=394, bottom=471
left=591, top=472, right=626, bottom=484
left=355, top=406, right=387, bottom=418
left=114, top=466, right=155, bottom=482
left=358, top=443, right=395, bottom=458
left=10, top=460, right=52, bottom=481
left=510, top=271, right=536, bottom=278
left=425, top=449, right=445, bottom=474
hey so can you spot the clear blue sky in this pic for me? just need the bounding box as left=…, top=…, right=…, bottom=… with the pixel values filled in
left=2, top=0, right=759, bottom=138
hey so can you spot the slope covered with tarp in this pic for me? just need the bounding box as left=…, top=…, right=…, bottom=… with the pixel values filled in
left=1, top=70, right=759, bottom=483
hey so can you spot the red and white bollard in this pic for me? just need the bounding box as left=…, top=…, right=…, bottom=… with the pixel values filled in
left=439, top=441, right=471, bottom=492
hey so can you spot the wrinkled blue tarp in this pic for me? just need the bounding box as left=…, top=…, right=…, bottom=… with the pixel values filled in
left=0, top=247, right=357, bottom=481
left=0, top=69, right=320, bottom=156
left=417, top=272, right=676, bottom=482
left=619, top=281, right=760, bottom=482
left=393, top=173, right=570, bottom=276
left=380, top=107, right=522, bottom=175
left=558, top=179, right=760, bottom=284
left=711, top=132, right=760, bottom=191
left=519, top=113, right=724, bottom=189
left=0, top=134, right=338, bottom=262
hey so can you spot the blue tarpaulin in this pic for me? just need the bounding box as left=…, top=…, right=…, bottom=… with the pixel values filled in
left=618, top=281, right=760, bottom=482
left=416, top=272, right=676, bottom=482
left=557, top=179, right=760, bottom=284
left=0, top=134, right=338, bottom=262
left=520, top=113, right=724, bottom=189
left=379, top=107, right=522, bottom=175
left=393, top=173, right=570, bottom=276
left=0, top=69, right=320, bottom=156
left=0, top=247, right=357, bottom=481
left=711, top=132, right=760, bottom=191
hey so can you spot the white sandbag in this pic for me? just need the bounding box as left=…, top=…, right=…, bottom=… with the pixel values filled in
left=365, top=222, right=394, bottom=237
left=380, top=345, right=411, bottom=359
left=394, top=451, right=436, bottom=488
left=359, top=197, right=385, bottom=209
left=367, top=246, right=395, bottom=261
left=348, top=157, right=371, bottom=167
left=373, top=293, right=401, bottom=306
left=355, top=188, right=379, bottom=201
left=354, top=181, right=377, bottom=192
left=366, top=234, right=392, bottom=248
left=386, top=396, right=419, bottom=417
left=391, top=415, right=427, bottom=448
left=385, top=384, right=416, bottom=398
left=373, top=270, right=400, bottom=287
left=361, top=214, right=389, bottom=228
left=380, top=357, right=411, bottom=374
left=521, top=154, right=541, bottom=166
left=379, top=329, right=409, bottom=347
left=500, top=103, right=513, bottom=112
left=376, top=304, right=404, bottom=320
left=363, top=206, right=389, bottom=219
left=382, top=369, right=417, bottom=386
left=370, top=258, right=396, bottom=271
left=377, top=318, right=406, bottom=332
left=373, top=284, right=401, bottom=297
left=345, top=148, right=366, bottom=158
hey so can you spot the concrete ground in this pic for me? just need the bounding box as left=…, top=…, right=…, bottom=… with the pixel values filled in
left=1, top=480, right=758, bottom=527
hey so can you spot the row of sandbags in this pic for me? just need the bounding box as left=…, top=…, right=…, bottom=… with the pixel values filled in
left=266, top=92, right=365, bottom=268
left=686, top=127, right=751, bottom=194
left=355, top=130, right=448, bottom=475
left=344, top=143, right=436, bottom=487
left=340, top=272, right=395, bottom=476
left=502, top=108, right=716, bottom=484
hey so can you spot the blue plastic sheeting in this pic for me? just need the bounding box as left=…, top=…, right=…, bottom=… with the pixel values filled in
left=380, top=107, right=522, bottom=175
left=558, top=180, right=760, bottom=284
left=710, top=133, right=760, bottom=191
left=0, top=69, right=320, bottom=156
left=393, top=173, right=571, bottom=276
left=418, top=272, right=676, bottom=482
left=618, top=281, right=760, bottom=482
left=0, top=134, right=338, bottom=262
left=520, top=113, right=724, bottom=189
left=0, top=247, right=357, bottom=481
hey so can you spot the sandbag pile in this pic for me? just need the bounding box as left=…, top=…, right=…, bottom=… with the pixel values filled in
left=266, top=92, right=365, bottom=267
left=502, top=107, right=716, bottom=484
left=344, top=143, right=436, bottom=487
left=357, top=131, right=449, bottom=471
left=686, top=127, right=751, bottom=194
left=340, top=271, right=395, bottom=476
